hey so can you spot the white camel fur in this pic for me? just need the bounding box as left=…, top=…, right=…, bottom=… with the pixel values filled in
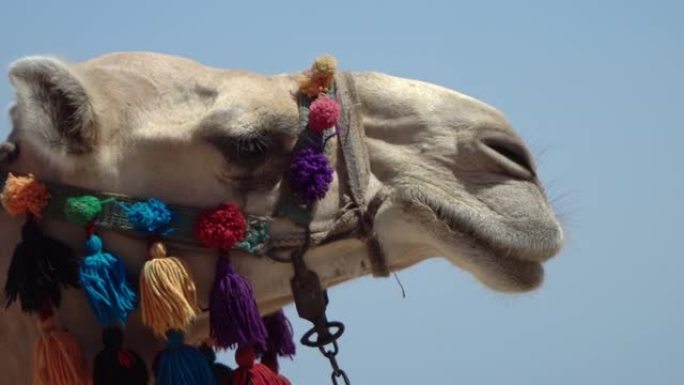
left=0, top=52, right=563, bottom=384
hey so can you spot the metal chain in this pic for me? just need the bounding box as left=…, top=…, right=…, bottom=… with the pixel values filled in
left=288, top=229, right=351, bottom=385
left=319, top=340, right=350, bottom=385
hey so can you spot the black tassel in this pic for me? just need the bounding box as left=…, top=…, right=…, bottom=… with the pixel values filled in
left=93, top=328, right=148, bottom=385
left=199, top=344, right=233, bottom=384
left=4, top=217, right=80, bottom=312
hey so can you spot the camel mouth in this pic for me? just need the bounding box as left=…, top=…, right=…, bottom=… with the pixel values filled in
left=402, top=184, right=562, bottom=262
left=396, top=184, right=562, bottom=291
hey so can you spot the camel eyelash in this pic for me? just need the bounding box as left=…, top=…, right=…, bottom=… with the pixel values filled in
left=232, top=135, right=270, bottom=161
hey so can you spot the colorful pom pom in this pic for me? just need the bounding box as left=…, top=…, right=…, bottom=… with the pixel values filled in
left=65, top=195, right=114, bottom=226
left=289, top=148, right=334, bottom=204
left=194, top=202, right=247, bottom=249
left=308, top=96, right=340, bottom=134
left=299, top=55, right=337, bottom=97
left=235, top=219, right=270, bottom=254
left=312, top=55, right=337, bottom=77
left=1, top=173, right=50, bottom=217
left=120, top=198, right=173, bottom=235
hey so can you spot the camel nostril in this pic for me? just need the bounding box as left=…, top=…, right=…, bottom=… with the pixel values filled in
left=481, top=138, right=536, bottom=178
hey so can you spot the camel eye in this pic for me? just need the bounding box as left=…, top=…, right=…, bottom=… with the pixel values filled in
left=233, top=136, right=269, bottom=162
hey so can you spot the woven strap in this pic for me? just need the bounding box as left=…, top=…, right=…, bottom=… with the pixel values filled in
left=0, top=174, right=279, bottom=252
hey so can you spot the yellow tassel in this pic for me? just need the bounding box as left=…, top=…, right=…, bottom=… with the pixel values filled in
left=140, top=241, right=199, bottom=337
left=299, top=54, right=337, bottom=97
left=33, top=313, right=89, bottom=385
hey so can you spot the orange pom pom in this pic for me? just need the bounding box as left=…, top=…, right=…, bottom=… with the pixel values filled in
left=299, top=55, right=338, bottom=97
left=1, top=173, right=50, bottom=217
left=311, top=55, right=337, bottom=78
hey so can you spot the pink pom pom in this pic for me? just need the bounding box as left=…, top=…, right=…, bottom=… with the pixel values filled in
left=308, top=96, right=340, bottom=134
left=194, top=202, right=247, bottom=249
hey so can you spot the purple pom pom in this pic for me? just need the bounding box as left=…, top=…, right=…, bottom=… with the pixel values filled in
left=289, top=148, right=334, bottom=204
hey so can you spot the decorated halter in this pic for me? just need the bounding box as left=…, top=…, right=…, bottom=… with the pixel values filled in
left=0, top=55, right=383, bottom=385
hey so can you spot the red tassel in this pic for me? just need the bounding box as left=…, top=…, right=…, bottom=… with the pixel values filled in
left=261, top=351, right=292, bottom=385
left=230, top=346, right=290, bottom=385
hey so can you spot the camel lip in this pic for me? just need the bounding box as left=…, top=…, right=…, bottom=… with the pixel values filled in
left=408, top=193, right=546, bottom=292
left=438, top=216, right=546, bottom=292
left=403, top=185, right=562, bottom=265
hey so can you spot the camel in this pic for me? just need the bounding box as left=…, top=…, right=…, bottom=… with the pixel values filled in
left=0, top=52, right=563, bottom=384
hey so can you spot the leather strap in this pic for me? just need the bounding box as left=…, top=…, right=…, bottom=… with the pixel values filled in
left=335, top=73, right=390, bottom=277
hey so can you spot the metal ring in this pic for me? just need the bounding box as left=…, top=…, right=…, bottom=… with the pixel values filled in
left=318, top=340, right=339, bottom=358
left=300, top=321, right=345, bottom=347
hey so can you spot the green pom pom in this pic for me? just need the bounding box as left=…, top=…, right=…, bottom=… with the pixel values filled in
left=65, top=195, right=113, bottom=226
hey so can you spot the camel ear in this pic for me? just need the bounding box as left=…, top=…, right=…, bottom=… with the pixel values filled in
left=9, top=57, right=96, bottom=153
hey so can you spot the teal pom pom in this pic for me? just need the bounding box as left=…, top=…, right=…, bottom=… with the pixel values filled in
left=235, top=219, right=270, bottom=254
left=80, top=235, right=136, bottom=326
left=120, top=198, right=173, bottom=235
left=154, top=330, right=215, bottom=385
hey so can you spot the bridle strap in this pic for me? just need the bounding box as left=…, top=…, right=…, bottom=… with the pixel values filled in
left=335, top=72, right=390, bottom=277
left=336, top=73, right=370, bottom=208
left=0, top=174, right=281, bottom=252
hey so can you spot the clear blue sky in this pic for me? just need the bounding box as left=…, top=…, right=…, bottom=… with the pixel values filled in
left=1, top=1, right=682, bottom=384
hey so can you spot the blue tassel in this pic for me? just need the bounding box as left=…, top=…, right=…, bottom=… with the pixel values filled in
left=80, top=235, right=136, bottom=326
left=154, top=330, right=215, bottom=385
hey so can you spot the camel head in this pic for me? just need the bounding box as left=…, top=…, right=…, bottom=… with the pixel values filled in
left=357, top=72, right=563, bottom=291
left=0, top=52, right=562, bottom=383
